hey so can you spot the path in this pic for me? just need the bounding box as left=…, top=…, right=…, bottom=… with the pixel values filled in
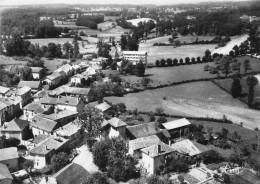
left=73, top=144, right=99, bottom=174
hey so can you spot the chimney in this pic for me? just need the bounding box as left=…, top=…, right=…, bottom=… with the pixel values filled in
left=46, top=146, right=49, bottom=150
left=158, top=144, right=161, bottom=153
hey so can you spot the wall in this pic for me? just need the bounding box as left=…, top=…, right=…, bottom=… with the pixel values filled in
left=32, top=73, right=40, bottom=80
left=71, top=77, right=81, bottom=84
left=1, top=131, right=22, bottom=140
left=32, top=127, right=51, bottom=137
left=24, top=110, right=35, bottom=122
left=30, top=154, right=47, bottom=169
left=0, top=158, right=19, bottom=172
left=57, top=104, right=77, bottom=112
left=142, top=153, right=155, bottom=175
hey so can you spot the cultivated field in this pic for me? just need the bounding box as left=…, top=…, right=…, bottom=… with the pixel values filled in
left=106, top=81, right=260, bottom=130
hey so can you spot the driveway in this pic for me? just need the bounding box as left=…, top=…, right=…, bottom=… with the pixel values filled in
left=73, top=144, right=99, bottom=174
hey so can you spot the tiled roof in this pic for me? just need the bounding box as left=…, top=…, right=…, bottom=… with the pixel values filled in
left=129, top=135, right=161, bottom=151
left=95, top=102, right=111, bottom=112
left=31, top=67, right=43, bottom=73
left=30, top=137, right=67, bottom=155
left=57, top=96, right=80, bottom=106
left=171, top=139, right=201, bottom=156
left=44, top=110, right=78, bottom=121
left=54, top=121, right=81, bottom=137
left=0, top=147, right=19, bottom=161
left=1, top=118, right=29, bottom=132
left=0, top=86, right=10, bottom=94
left=16, top=86, right=31, bottom=96
left=23, top=103, right=51, bottom=113
left=52, top=163, right=90, bottom=184
left=31, top=134, right=52, bottom=144
left=108, top=117, right=127, bottom=128
left=141, top=142, right=175, bottom=158
left=0, top=163, right=13, bottom=180
left=18, top=81, right=41, bottom=90
left=46, top=72, right=62, bottom=80
left=31, top=115, right=58, bottom=132
left=38, top=97, right=58, bottom=105
left=63, top=87, right=90, bottom=96
left=126, top=122, right=160, bottom=139
left=162, top=118, right=191, bottom=130
left=34, top=90, right=49, bottom=98
left=55, top=64, right=74, bottom=73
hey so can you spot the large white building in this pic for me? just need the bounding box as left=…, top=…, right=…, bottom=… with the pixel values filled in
left=122, top=51, right=148, bottom=65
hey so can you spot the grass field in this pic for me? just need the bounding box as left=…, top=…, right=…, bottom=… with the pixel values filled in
left=98, top=21, right=115, bottom=31
left=104, top=16, right=120, bottom=22
left=54, top=20, right=87, bottom=29
left=126, top=18, right=156, bottom=26
left=0, top=55, right=27, bottom=66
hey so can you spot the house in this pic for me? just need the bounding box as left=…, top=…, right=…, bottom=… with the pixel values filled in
left=39, top=163, right=90, bottom=184
left=128, top=135, right=161, bottom=156
left=70, top=74, right=89, bottom=85
left=0, top=147, right=19, bottom=172
left=101, top=117, right=127, bottom=139
left=56, top=96, right=84, bottom=113
left=6, top=86, right=32, bottom=108
left=0, top=118, right=30, bottom=140
left=0, top=163, right=13, bottom=184
left=29, top=136, right=68, bottom=169
left=162, top=118, right=191, bottom=141
left=95, top=101, right=112, bottom=113
left=55, top=64, right=74, bottom=77
left=31, top=67, right=44, bottom=80
left=43, top=72, right=63, bottom=88
left=33, top=90, right=50, bottom=102
left=62, top=87, right=90, bottom=102
left=30, top=115, right=59, bottom=137
left=18, top=81, right=42, bottom=93
left=44, top=109, right=78, bottom=126
left=54, top=121, right=82, bottom=148
left=122, top=51, right=148, bottom=65
left=0, top=86, right=10, bottom=97
left=141, top=142, right=176, bottom=175
left=38, top=97, right=58, bottom=107
left=23, top=102, right=53, bottom=121
left=0, top=99, right=16, bottom=125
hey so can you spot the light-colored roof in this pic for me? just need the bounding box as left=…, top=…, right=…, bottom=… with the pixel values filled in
left=30, top=137, right=67, bottom=155
left=31, top=67, right=43, bottom=73
left=63, top=87, right=90, bottom=96
left=57, top=96, right=80, bottom=106
left=46, top=72, right=62, bottom=81
left=44, top=110, right=78, bottom=121
left=0, top=86, right=10, bottom=94
left=141, top=142, right=175, bottom=158
left=129, top=135, right=161, bottom=151
left=162, top=118, right=191, bottom=130
left=0, top=147, right=19, bottom=161
left=108, top=117, right=127, bottom=128
left=18, top=81, right=41, bottom=90
left=54, top=121, right=81, bottom=137
left=0, top=163, right=13, bottom=180
left=51, top=163, right=90, bottom=184
left=55, top=64, right=74, bottom=73
left=95, top=102, right=111, bottom=112
left=16, top=86, right=31, bottom=96
left=38, top=97, right=58, bottom=105
left=171, top=139, right=201, bottom=156
left=23, top=102, right=51, bottom=113
left=31, top=115, right=58, bottom=132
left=123, top=51, right=147, bottom=55
left=1, top=118, right=29, bottom=132
left=34, top=90, right=49, bottom=98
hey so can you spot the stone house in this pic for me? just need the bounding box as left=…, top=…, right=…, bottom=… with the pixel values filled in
left=23, top=102, right=53, bottom=122
left=56, top=96, right=84, bottom=113
left=101, top=117, right=127, bottom=139
left=17, top=81, right=42, bottom=93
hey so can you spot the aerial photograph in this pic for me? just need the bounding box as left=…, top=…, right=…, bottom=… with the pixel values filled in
left=0, top=0, right=259, bottom=183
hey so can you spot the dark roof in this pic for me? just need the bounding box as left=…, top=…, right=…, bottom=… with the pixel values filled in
left=129, top=135, right=161, bottom=151
left=46, top=72, right=62, bottom=80
left=57, top=96, right=80, bottom=106
left=38, top=97, right=58, bottom=105
left=18, top=81, right=41, bottom=90
left=31, top=134, right=52, bottom=144
left=1, top=118, right=29, bottom=132
left=30, top=137, right=67, bottom=155
left=0, top=163, right=13, bottom=180
left=0, top=147, right=19, bottom=161
left=31, top=115, right=58, bottom=132
left=126, top=122, right=160, bottom=139
left=30, top=67, right=43, bottom=73
left=23, top=103, right=51, bottom=114
left=51, top=163, right=90, bottom=184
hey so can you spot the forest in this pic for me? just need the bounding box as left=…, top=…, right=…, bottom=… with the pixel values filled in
left=76, top=15, right=105, bottom=29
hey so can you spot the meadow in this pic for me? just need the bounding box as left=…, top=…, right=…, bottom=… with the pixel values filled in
left=0, top=55, right=27, bottom=66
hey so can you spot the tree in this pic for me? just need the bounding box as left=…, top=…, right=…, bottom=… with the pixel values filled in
left=155, top=60, right=160, bottom=67
left=166, top=58, right=173, bottom=66
left=185, top=57, right=190, bottom=65
left=222, top=173, right=230, bottom=184
left=92, top=139, right=111, bottom=170
left=120, top=35, right=128, bottom=51
left=141, top=77, right=151, bottom=88
left=191, top=57, right=196, bottom=64
left=23, top=159, right=34, bottom=173
left=246, top=76, right=258, bottom=108
left=202, top=150, right=223, bottom=164
left=197, top=56, right=201, bottom=63
left=97, top=41, right=111, bottom=58
left=51, top=152, right=70, bottom=172
left=136, top=61, right=145, bottom=77
left=73, top=34, right=80, bottom=59
left=179, top=58, right=184, bottom=65
left=6, top=137, right=20, bottom=147
left=205, top=49, right=211, bottom=61
left=243, top=59, right=250, bottom=73
left=155, top=107, right=164, bottom=115
left=231, top=78, right=242, bottom=98
left=62, top=41, right=73, bottom=58
left=173, top=58, right=178, bottom=66
left=18, top=66, right=33, bottom=81
left=78, top=105, right=104, bottom=138
left=229, top=50, right=235, bottom=57
left=220, top=56, right=232, bottom=77
left=157, top=116, right=167, bottom=124
left=85, top=172, right=109, bottom=184
left=161, top=59, right=166, bottom=67
left=147, top=175, right=173, bottom=184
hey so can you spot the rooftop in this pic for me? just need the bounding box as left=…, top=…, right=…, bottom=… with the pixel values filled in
left=0, top=163, right=13, bottom=180
left=95, top=102, right=111, bottom=112
left=38, top=97, right=58, bottom=105
left=0, top=147, right=19, bottom=161
left=44, top=109, right=78, bottom=121
left=129, top=135, right=161, bottom=151
left=31, top=67, right=43, bottom=73
left=1, top=118, right=29, bottom=132
left=171, top=139, right=201, bottom=156
left=57, top=96, right=81, bottom=106
left=126, top=122, right=160, bottom=139
left=141, top=142, right=175, bottom=158
left=30, top=137, right=67, bottom=155
left=18, top=81, right=41, bottom=90
left=31, top=134, right=52, bottom=144
left=162, top=118, right=191, bottom=130
left=63, top=86, right=90, bottom=96
left=108, top=117, right=127, bottom=128
left=31, top=115, right=58, bottom=132
left=0, top=86, right=10, bottom=94
left=16, top=86, right=31, bottom=96
left=23, top=102, right=51, bottom=113
left=34, top=90, right=49, bottom=98
left=46, top=72, right=62, bottom=81
left=54, top=121, right=81, bottom=137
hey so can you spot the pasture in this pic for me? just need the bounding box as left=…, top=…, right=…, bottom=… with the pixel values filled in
left=0, top=55, right=27, bottom=66
left=126, top=18, right=156, bottom=26
left=98, top=21, right=115, bottom=31
left=106, top=81, right=260, bottom=130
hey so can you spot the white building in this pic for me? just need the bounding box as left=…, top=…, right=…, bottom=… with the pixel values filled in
left=122, top=51, right=148, bottom=65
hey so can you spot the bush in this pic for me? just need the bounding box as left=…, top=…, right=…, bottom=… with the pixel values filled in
left=202, top=150, right=223, bottom=164
left=157, top=116, right=167, bottom=124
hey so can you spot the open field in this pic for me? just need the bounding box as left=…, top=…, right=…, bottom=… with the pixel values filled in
left=42, top=58, right=70, bottom=72
left=54, top=20, right=87, bottom=29
left=0, top=55, right=27, bottom=65
left=98, top=21, right=115, bottom=31
left=126, top=18, right=156, bottom=26
left=106, top=81, right=260, bottom=130
left=104, top=16, right=120, bottom=22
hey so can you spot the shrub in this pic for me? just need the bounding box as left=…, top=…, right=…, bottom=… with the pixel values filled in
left=157, top=116, right=168, bottom=124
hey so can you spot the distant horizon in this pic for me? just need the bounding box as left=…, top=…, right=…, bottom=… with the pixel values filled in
left=0, top=0, right=253, bottom=6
